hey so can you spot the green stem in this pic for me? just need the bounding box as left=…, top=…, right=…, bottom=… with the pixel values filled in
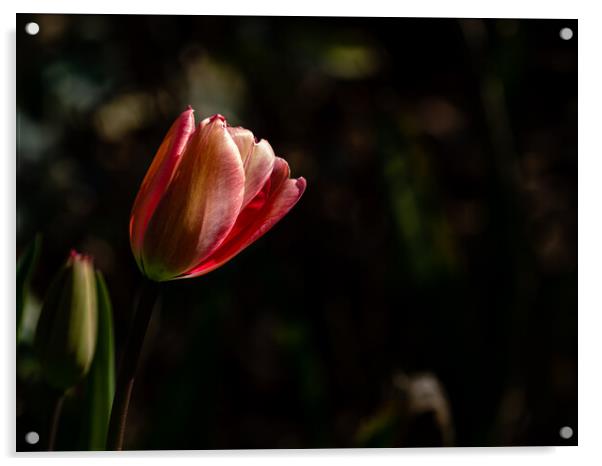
left=106, top=279, right=159, bottom=450
left=47, top=392, right=65, bottom=451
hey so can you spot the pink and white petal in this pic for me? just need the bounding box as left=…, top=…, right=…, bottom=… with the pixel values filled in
left=178, top=157, right=306, bottom=279
left=140, top=116, right=246, bottom=280
left=129, top=106, right=195, bottom=260
left=227, top=127, right=255, bottom=165
left=241, top=139, right=276, bottom=208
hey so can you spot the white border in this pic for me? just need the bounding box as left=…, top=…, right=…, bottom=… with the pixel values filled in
left=3, top=1, right=601, bottom=465
left=5, top=1, right=586, bottom=18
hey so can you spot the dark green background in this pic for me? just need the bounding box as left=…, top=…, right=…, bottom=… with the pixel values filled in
left=17, top=14, right=577, bottom=449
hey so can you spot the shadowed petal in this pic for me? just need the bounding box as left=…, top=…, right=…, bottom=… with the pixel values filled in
left=179, top=157, right=306, bottom=279
left=241, top=139, right=276, bottom=208
left=227, top=128, right=276, bottom=208
left=141, top=115, right=246, bottom=281
left=129, top=107, right=195, bottom=262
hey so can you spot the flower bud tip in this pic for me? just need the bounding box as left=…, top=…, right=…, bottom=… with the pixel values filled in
left=209, top=114, right=226, bottom=123
left=68, top=249, right=93, bottom=264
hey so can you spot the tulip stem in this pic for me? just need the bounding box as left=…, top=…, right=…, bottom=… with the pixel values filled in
left=106, top=279, right=159, bottom=451
left=47, top=391, right=65, bottom=451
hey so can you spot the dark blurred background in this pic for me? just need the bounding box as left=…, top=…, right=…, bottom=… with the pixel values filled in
left=16, top=15, right=577, bottom=449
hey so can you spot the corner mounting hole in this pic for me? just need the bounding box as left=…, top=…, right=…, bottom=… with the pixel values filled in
left=559, top=426, right=573, bottom=439
left=559, top=27, right=573, bottom=40
left=25, top=22, right=40, bottom=36
left=25, top=431, right=40, bottom=445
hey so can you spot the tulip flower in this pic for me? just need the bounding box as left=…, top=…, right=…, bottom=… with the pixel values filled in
left=109, top=107, right=306, bottom=450
left=35, top=250, right=98, bottom=390
left=129, top=107, right=306, bottom=281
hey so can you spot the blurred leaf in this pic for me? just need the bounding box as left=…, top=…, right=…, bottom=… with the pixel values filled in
left=18, top=295, right=42, bottom=346
left=80, top=271, right=115, bottom=450
left=355, top=401, right=401, bottom=447
left=17, top=234, right=42, bottom=342
left=384, top=141, right=458, bottom=282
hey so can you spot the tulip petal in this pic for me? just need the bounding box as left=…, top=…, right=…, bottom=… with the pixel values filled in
left=241, top=139, right=276, bottom=208
left=227, top=128, right=276, bottom=208
left=141, top=116, right=246, bottom=280
left=227, top=127, right=255, bottom=165
left=129, top=107, right=195, bottom=262
left=179, top=157, right=306, bottom=279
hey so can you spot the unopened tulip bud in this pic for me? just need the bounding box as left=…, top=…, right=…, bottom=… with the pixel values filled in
left=35, top=251, right=98, bottom=390
left=129, top=107, right=306, bottom=281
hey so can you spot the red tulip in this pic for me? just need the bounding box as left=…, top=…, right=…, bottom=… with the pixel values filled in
left=129, top=107, right=306, bottom=281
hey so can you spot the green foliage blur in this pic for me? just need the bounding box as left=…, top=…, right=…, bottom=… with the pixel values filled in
left=17, top=15, right=577, bottom=449
left=17, top=241, right=115, bottom=451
